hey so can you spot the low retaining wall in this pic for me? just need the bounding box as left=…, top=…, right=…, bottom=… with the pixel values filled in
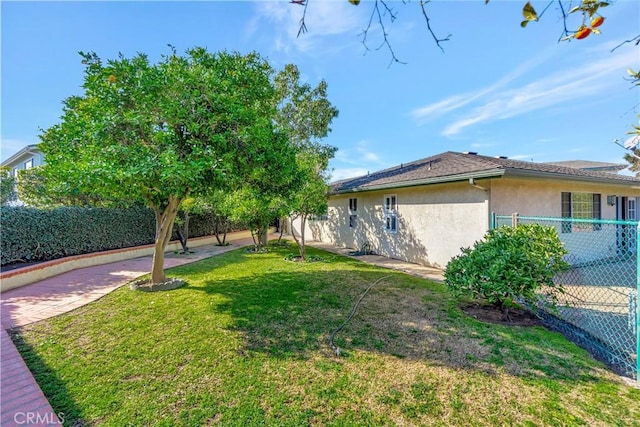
left=0, top=235, right=225, bottom=292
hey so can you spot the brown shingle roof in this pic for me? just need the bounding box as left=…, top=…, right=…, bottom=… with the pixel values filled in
left=331, top=151, right=640, bottom=193
left=543, top=160, right=627, bottom=172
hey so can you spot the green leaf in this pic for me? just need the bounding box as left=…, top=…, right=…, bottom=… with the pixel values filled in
left=349, top=0, right=360, bottom=4
left=522, top=2, right=538, bottom=22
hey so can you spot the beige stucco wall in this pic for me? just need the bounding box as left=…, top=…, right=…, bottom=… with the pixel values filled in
left=292, top=175, right=640, bottom=270
left=488, top=176, right=640, bottom=219
left=295, top=181, right=490, bottom=269
left=489, top=176, right=640, bottom=264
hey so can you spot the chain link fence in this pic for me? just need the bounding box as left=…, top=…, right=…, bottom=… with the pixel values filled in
left=493, top=214, right=639, bottom=380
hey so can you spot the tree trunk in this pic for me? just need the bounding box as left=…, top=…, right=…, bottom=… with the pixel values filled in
left=150, top=196, right=181, bottom=284
left=182, top=212, right=189, bottom=253
left=176, top=211, right=189, bottom=253
left=278, top=217, right=285, bottom=242
left=214, top=217, right=222, bottom=245
left=261, top=224, right=268, bottom=248
left=289, top=214, right=305, bottom=260
left=299, top=214, right=307, bottom=260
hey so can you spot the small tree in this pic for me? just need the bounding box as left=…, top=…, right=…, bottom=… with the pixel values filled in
left=174, top=196, right=210, bottom=254
left=273, top=64, right=338, bottom=260
left=227, top=187, right=287, bottom=252
left=288, top=146, right=335, bottom=260
left=444, top=224, right=569, bottom=321
left=206, top=190, right=236, bottom=246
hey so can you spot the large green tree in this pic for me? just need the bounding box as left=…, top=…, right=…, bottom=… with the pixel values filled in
left=39, top=47, right=289, bottom=283
left=273, top=64, right=339, bottom=260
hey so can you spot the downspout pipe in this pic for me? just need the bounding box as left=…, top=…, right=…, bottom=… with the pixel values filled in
left=469, top=178, right=492, bottom=231
left=469, top=178, right=488, bottom=191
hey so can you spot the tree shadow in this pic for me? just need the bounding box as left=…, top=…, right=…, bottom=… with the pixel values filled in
left=184, top=248, right=609, bottom=384
left=9, top=329, right=87, bottom=425
left=309, top=205, right=431, bottom=267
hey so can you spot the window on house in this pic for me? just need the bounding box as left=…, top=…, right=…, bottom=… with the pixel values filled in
left=561, top=192, right=601, bottom=233
left=384, top=194, right=398, bottom=233
left=628, top=198, right=636, bottom=221
left=348, top=198, right=357, bottom=229
left=24, top=159, right=34, bottom=170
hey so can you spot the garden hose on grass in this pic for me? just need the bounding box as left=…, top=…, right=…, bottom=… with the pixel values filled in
left=329, top=275, right=391, bottom=356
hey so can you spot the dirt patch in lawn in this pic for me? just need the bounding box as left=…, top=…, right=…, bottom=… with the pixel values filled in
left=461, top=303, right=541, bottom=327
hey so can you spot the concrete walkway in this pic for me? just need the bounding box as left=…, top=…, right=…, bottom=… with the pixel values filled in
left=0, top=230, right=266, bottom=426
left=0, top=235, right=444, bottom=426
left=307, top=241, right=445, bottom=283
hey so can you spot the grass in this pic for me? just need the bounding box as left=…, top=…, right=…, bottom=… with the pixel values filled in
left=11, top=244, right=640, bottom=426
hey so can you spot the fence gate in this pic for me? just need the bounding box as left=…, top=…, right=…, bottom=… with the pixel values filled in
left=493, top=214, right=639, bottom=380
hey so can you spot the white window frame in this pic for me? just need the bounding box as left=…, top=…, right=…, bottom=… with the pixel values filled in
left=24, top=159, right=34, bottom=170
left=348, top=198, right=358, bottom=229
left=628, top=198, right=637, bottom=221
left=561, top=192, right=601, bottom=233
left=349, top=198, right=357, bottom=213
left=383, top=194, right=398, bottom=233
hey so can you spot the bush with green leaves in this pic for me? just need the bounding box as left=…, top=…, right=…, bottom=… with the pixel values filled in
left=0, top=206, right=244, bottom=267
left=444, top=224, right=569, bottom=320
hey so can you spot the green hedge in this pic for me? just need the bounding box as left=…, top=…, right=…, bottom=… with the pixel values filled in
left=1, top=206, right=244, bottom=266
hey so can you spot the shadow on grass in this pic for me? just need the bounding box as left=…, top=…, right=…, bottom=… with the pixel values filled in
left=181, top=246, right=605, bottom=384
left=10, top=330, right=87, bottom=425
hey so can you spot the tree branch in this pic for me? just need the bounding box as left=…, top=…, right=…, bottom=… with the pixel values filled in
left=360, top=0, right=406, bottom=66
left=557, top=0, right=571, bottom=42
left=611, top=34, right=640, bottom=52
left=295, top=0, right=309, bottom=38
left=419, top=0, right=451, bottom=53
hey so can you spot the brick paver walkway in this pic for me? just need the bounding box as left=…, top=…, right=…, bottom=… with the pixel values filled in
left=0, top=231, right=265, bottom=426
left=0, top=234, right=445, bottom=425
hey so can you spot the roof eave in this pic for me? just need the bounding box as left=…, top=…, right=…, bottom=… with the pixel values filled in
left=331, top=169, right=506, bottom=194
left=1, top=144, right=40, bottom=167
left=504, top=168, right=640, bottom=186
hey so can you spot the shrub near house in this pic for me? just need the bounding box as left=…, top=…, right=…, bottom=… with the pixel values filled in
left=444, top=224, right=570, bottom=320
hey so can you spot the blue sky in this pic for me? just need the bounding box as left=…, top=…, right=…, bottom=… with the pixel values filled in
left=2, top=0, right=639, bottom=180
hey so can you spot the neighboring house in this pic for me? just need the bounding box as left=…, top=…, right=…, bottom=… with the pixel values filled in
left=1, top=144, right=44, bottom=177
left=544, top=160, right=628, bottom=174
left=1, top=144, right=44, bottom=205
left=292, top=151, right=640, bottom=269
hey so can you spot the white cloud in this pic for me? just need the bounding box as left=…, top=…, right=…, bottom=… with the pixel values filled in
left=410, top=48, right=556, bottom=124
left=356, top=140, right=381, bottom=163
left=330, top=167, right=368, bottom=181
left=410, top=42, right=637, bottom=137
left=335, top=140, right=385, bottom=166
left=470, top=142, right=497, bottom=149
left=253, top=0, right=362, bottom=56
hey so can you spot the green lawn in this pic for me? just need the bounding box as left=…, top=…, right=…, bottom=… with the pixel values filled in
left=11, top=244, right=640, bottom=426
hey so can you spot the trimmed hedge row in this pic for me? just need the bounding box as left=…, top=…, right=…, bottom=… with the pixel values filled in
left=0, top=206, right=242, bottom=266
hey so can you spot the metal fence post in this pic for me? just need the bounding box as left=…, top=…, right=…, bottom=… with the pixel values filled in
left=637, top=222, right=640, bottom=380
left=490, top=211, right=496, bottom=230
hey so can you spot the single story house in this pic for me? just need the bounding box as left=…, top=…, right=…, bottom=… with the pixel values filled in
left=292, top=151, right=640, bottom=269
